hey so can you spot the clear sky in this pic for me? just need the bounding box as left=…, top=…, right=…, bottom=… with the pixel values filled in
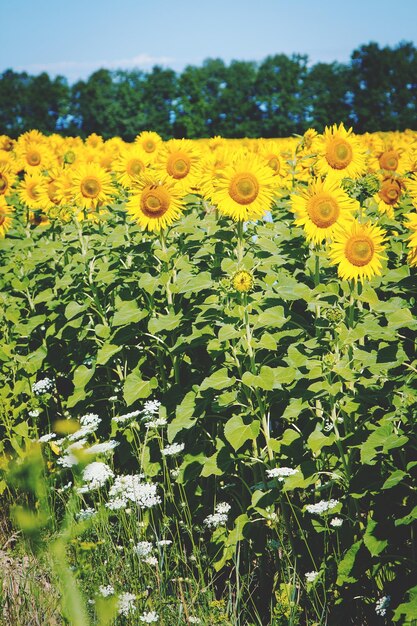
left=2, top=0, right=417, bottom=82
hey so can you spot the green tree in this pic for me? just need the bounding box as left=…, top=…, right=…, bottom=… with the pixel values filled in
left=302, top=62, right=352, bottom=131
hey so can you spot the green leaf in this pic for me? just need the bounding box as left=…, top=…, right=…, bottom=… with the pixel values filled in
left=337, top=540, right=363, bottom=585
left=200, top=368, right=235, bottom=391
left=363, top=518, right=388, bottom=556
left=393, top=585, right=417, bottom=622
left=382, top=469, right=407, bottom=490
left=65, top=301, right=86, bottom=320
left=307, top=429, right=336, bottom=455
left=168, top=391, right=197, bottom=441
left=112, top=301, right=147, bottom=327
left=224, top=415, right=260, bottom=451
left=148, top=311, right=182, bottom=334
left=67, top=365, right=95, bottom=407
left=96, top=343, right=122, bottom=365
left=255, top=306, right=287, bottom=329
left=123, top=371, right=158, bottom=406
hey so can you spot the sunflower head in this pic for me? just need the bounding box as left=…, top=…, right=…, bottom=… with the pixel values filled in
left=126, top=173, right=184, bottom=232
left=231, top=270, right=254, bottom=293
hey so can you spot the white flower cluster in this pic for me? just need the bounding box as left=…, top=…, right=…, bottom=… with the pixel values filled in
left=106, top=475, right=161, bottom=511
left=305, top=571, right=319, bottom=583
left=76, top=507, right=96, bottom=521
left=305, top=499, right=339, bottom=515
left=139, top=610, right=159, bottom=623
left=330, top=517, right=343, bottom=528
left=161, top=442, right=185, bottom=456
left=134, top=541, right=153, bottom=557
left=143, top=399, right=161, bottom=416
left=144, top=555, right=158, bottom=567
left=99, top=584, right=115, bottom=597
left=266, top=467, right=298, bottom=481
left=375, top=595, right=391, bottom=617
left=188, top=618, right=202, bottom=624
left=203, top=502, right=231, bottom=529
left=85, top=441, right=119, bottom=456
left=38, top=432, right=57, bottom=443
left=118, top=592, right=136, bottom=616
left=58, top=440, right=86, bottom=467
left=29, top=409, right=41, bottom=418
left=32, top=378, right=54, bottom=396
left=68, top=413, right=101, bottom=441
left=145, top=417, right=168, bottom=429
left=112, top=409, right=141, bottom=424
left=77, top=462, right=114, bottom=493
left=157, top=539, right=172, bottom=547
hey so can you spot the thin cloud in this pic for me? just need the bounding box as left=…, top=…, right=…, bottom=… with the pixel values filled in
left=14, top=53, right=175, bottom=77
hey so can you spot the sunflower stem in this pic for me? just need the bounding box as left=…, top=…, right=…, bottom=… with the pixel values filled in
left=236, top=219, right=244, bottom=266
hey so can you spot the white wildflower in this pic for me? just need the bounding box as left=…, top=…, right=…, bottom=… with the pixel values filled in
left=78, top=462, right=114, bottom=492
left=38, top=432, right=56, bottom=443
left=305, top=571, right=319, bottom=584
left=143, top=399, right=161, bottom=415
left=330, top=517, right=343, bottom=528
left=118, top=592, right=136, bottom=617
left=99, top=584, right=114, bottom=597
left=144, top=555, right=158, bottom=567
left=157, top=539, right=172, bottom=547
left=112, top=410, right=141, bottom=424
left=85, top=441, right=119, bottom=455
left=139, top=610, right=159, bottom=623
left=266, top=467, right=298, bottom=481
left=375, top=595, right=391, bottom=617
left=29, top=409, right=41, bottom=418
left=188, top=617, right=202, bottom=624
left=106, top=475, right=161, bottom=511
left=161, top=442, right=185, bottom=456
left=204, top=502, right=231, bottom=529
left=76, top=507, right=97, bottom=521
left=305, top=499, right=339, bottom=515
left=32, top=378, right=54, bottom=396
left=145, top=417, right=167, bottom=429
left=57, top=440, right=86, bottom=467
left=133, top=541, right=153, bottom=557
left=68, top=413, right=101, bottom=441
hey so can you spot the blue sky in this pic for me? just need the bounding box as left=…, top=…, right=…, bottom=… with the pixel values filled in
left=2, top=0, right=417, bottom=82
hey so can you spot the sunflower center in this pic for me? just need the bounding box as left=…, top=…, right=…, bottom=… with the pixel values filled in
left=27, top=183, right=40, bottom=201
left=379, top=180, right=401, bottom=205
left=127, top=158, right=144, bottom=177
left=345, top=236, right=374, bottom=267
left=229, top=173, right=259, bottom=205
left=80, top=177, right=101, bottom=198
left=307, top=193, right=340, bottom=228
left=167, top=152, right=191, bottom=179
left=48, top=181, right=60, bottom=204
left=26, top=150, right=41, bottom=166
left=268, top=156, right=280, bottom=173
left=141, top=186, right=170, bottom=218
left=0, top=210, right=5, bottom=226
left=379, top=150, right=399, bottom=171
left=65, top=150, right=76, bottom=164
left=0, top=174, right=8, bottom=193
left=3, top=139, right=13, bottom=152
left=325, top=139, right=353, bottom=170
left=144, top=140, right=156, bottom=153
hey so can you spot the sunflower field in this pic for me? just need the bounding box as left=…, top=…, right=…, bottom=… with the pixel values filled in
left=1, top=126, right=417, bottom=625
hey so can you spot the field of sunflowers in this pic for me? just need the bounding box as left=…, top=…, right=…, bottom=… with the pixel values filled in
left=0, top=126, right=417, bottom=625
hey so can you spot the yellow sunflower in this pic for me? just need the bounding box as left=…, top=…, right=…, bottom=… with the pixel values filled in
left=135, top=131, right=162, bottom=158
left=18, top=172, right=49, bottom=210
left=70, top=162, right=115, bottom=210
left=210, top=151, right=278, bottom=221
left=0, top=164, right=15, bottom=198
left=126, top=173, right=184, bottom=232
left=329, top=220, right=387, bottom=283
left=313, top=123, right=367, bottom=181
left=376, top=176, right=404, bottom=218
left=404, top=212, right=417, bottom=264
left=0, top=135, right=15, bottom=152
left=15, top=140, right=53, bottom=173
left=232, top=270, right=254, bottom=292
left=113, top=145, right=150, bottom=189
left=155, top=138, right=201, bottom=194
left=0, top=197, right=13, bottom=237
left=291, top=178, right=357, bottom=244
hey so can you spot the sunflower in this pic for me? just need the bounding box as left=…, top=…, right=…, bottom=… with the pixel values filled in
left=404, top=212, right=417, bottom=266
left=126, top=173, right=184, bottom=232
left=0, top=197, right=13, bottom=237
left=329, top=220, right=387, bottom=283
left=113, top=145, right=150, bottom=189
left=0, top=164, right=15, bottom=198
left=155, top=139, right=201, bottom=194
left=313, top=123, right=367, bottom=181
left=210, top=151, right=278, bottom=221
left=70, top=162, right=115, bottom=210
left=291, top=178, right=357, bottom=244
left=232, top=270, right=254, bottom=292
left=376, top=176, right=405, bottom=218
left=18, top=172, right=49, bottom=209
left=135, top=131, right=162, bottom=158
left=15, top=140, right=53, bottom=173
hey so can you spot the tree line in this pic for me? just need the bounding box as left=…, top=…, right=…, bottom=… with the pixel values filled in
left=1, top=42, right=416, bottom=140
